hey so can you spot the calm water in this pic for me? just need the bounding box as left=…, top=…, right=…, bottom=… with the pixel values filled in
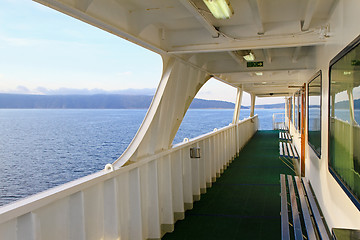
left=0, top=108, right=281, bottom=206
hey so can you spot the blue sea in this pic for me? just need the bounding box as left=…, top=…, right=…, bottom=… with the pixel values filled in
left=0, top=108, right=283, bottom=206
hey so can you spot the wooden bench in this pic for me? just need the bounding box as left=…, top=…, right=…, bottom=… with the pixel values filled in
left=279, top=131, right=292, bottom=142
left=280, top=174, right=330, bottom=240
left=280, top=125, right=289, bottom=131
left=279, top=141, right=299, bottom=159
left=278, top=128, right=299, bottom=160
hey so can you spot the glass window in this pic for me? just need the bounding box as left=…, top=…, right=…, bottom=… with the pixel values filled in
left=288, top=97, right=292, bottom=122
left=308, top=72, right=322, bottom=157
left=294, top=91, right=302, bottom=131
left=329, top=37, right=360, bottom=209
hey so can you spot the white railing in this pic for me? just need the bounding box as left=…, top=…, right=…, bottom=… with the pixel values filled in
left=331, top=117, right=360, bottom=164
left=273, top=113, right=286, bottom=130
left=0, top=115, right=258, bottom=240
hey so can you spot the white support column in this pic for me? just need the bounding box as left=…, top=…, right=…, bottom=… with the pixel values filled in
left=112, top=57, right=209, bottom=167
left=250, top=94, right=256, bottom=117
left=331, top=93, right=335, bottom=118
left=347, top=89, right=358, bottom=125
left=232, top=87, right=243, bottom=124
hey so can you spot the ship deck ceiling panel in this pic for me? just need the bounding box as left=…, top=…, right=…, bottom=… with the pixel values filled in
left=37, top=0, right=337, bottom=96
left=163, top=131, right=294, bottom=240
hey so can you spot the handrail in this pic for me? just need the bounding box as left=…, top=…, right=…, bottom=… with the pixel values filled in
left=172, top=115, right=257, bottom=148
left=0, top=115, right=259, bottom=239
left=273, top=113, right=285, bottom=130
left=0, top=115, right=249, bottom=220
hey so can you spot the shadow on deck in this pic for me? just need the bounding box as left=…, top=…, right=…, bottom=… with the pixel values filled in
left=163, top=130, right=294, bottom=240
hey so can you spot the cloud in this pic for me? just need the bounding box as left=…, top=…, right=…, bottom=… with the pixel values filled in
left=0, top=85, right=34, bottom=94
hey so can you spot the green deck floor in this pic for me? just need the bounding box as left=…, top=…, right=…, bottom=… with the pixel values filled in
left=163, top=130, right=295, bottom=240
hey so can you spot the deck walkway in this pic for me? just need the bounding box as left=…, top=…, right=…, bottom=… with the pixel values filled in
left=163, top=130, right=294, bottom=240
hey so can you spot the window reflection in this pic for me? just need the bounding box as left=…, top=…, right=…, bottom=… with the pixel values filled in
left=308, top=72, right=321, bottom=157
left=329, top=40, right=360, bottom=206
left=294, top=91, right=299, bottom=130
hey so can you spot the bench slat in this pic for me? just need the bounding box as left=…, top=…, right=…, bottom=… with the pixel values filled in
left=286, top=133, right=291, bottom=141
left=292, top=144, right=299, bottom=158
left=287, top=143, right=293, bottom=158
left=289, top=143, right=296, bottom=158
left=280, top=174, right=290, bottom=240
left=287, top=175, right=303, bottom=240
left=302, top=178, right=330, bottom=240
left=284, top=142, right=289, bottom=156
left=294, top=176, right=317, bottom=240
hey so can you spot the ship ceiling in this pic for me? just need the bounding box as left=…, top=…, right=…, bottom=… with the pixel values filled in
left=35, top=0, right=338, bottom=96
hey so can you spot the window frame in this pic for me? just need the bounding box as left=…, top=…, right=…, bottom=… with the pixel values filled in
left=294, top=91, right=299, bottom=130
left=307, top=71, right=322, bottom=158
left=328, top=34, right=360, bottom=211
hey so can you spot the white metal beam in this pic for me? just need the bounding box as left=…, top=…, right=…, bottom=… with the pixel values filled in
left=248, top=0, right=264, bottom=35
left=75, top=0, right=94, bottom=12
left=178, top=0, right=219, bottom=38
left=292, top=46, right=302, bottom=63
left=213, top=66, right=312, bottom=75
left=228, top=51, right=243, bottom=66
left=262, top=49, right=272, bottom=63
left=169, top=32, right=325, bottom=54
left=327, top=0, right=339, bottom=21
left=302, top=0, right=319, bottom=31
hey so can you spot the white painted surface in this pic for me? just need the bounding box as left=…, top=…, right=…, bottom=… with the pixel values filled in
left=0, top=116, right=258, bottom=240
left=286, top=0, right=360, bottom=226
left=2, top=0, right=359, bottom=234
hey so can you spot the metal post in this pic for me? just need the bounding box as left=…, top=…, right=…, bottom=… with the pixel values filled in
left=232, top=87, right=243, bottom=124
left=347, top=89, right=357, bottom=125
left=250, top=94, right=256, bottom=117
left=331, top=94, right=335, bottom=118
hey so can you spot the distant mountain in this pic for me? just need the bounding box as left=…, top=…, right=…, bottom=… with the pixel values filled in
left=335, top=99, right=360, bottom=109
left=0, top=94, right=289, bottom=109
left=249, top=103, right=285, bottom=109
left=0, top=94, right=152, bottom=109
left=190, top=99, right=235, bottom=109
left=0, top=94, right=235, bottom=109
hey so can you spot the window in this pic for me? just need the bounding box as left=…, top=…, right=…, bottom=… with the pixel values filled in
left=287, top=97, right=292, bottom=122
left=294, top=91, right=301, bottom=131
left=308, top=72, right=322, bottom=157
left=294, top=92, right=298, bottom=129
left=329, top=35, right=360, bottom=210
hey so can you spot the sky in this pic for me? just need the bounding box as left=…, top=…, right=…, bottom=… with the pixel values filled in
left=0, top=0, right=283, bottom=106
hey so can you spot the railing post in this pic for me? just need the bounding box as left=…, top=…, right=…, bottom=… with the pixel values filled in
left=233, top=87, right=243, bottom=124
left=250, top=94, right=256, bottom=117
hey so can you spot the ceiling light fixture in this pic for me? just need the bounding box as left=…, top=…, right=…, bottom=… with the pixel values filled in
left=255, top=72, right=263, bottom=76
left=243, top=52, right=255, bottom=61
left=203, top=0, right=234, bottom=19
